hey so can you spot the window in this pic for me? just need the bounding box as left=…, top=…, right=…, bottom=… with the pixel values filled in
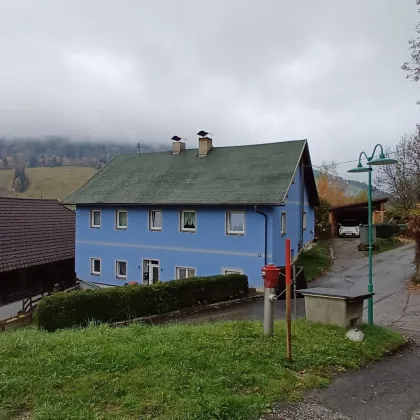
left=116, top=210, right=128, bottom=229
left=181, top=210, right=196, bottom=232
left=303, top=212, right=307, bottom=230
left=91, top=258, right=101, bottom=275
left=149, top=210, right=162, bottom=231
left=116, top=261, right=127, bottom=279
left=281, top=212, right=287, bottom=235
left=226, top=211, right=245, bottom=234
left=176, top=267, right=196, bottom=279
left=90, top=210, right=101, bottom=228
left=223, top=269, right=243, bottom=275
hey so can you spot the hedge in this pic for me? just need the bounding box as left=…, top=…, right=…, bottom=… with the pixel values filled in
left=36, top=274, right=249, bottom=331
left=376, top=223, right=396, bottom=239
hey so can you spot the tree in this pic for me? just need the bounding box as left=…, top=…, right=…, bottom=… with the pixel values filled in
left=2, top=157, right=8, bottom=168
left=402, top=0, right=420, bottom=84
left=376, top=130, right=420, bottom=211
left=408, top=204, right=420, bottom=283
left=316, top=161, right=351, bottom=206
left=353, top=190, right=368, bottom=202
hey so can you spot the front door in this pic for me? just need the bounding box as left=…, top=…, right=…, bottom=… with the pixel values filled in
left=143, top=259, right=159, bottom=285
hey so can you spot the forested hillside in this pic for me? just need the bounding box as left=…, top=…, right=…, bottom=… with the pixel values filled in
left=0, top=137, right=166, bottom=170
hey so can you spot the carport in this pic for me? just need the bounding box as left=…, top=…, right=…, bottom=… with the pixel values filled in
left=329, top=197, right=389, bottom=237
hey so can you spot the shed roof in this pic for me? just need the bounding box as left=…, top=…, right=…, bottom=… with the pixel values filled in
left=330, top=197, right=389, bottom=211
left=0, top=197, right=75, bottom=273
left=63, top=139, right=319, bottom=206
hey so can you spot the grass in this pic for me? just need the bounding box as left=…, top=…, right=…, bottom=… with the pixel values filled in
left=0, top=166, right=96, bottom=200
left=296, top=240, right=333, bottom=281
left=376, top=237, right=404, bottom=253
left=0, top=320, right=404, bottom=420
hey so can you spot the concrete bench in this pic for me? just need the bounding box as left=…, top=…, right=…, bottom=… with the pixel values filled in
left=295, top=288, right=374, bottom=328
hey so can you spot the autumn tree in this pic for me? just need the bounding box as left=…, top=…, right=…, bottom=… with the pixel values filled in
left=353, top=190, right=368, bottom=202
left=408, top=204, right=420, bottom=283
left=316, top=161, right=351, bottom=206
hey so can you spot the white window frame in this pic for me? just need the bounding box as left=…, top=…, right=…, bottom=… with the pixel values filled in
left=222, top=268, right=243, bottom=275
left=281, top=212, right=287, bottom=235
left=149, top=210, right=162, bottom=231
left=90, top=210, right=101, bottom=228
left=90, top=258, right=101, bottom=275
left=226, top=211, right=245, bottom=235
left=116, top=260, right=127, bottom=279
left=180, top=210, right=196, bottom=232
left=303, top=211, right=307, bottom=230
left=116, top=210, right=128, bottom=229
left=176, top=266, right=196, bottom=279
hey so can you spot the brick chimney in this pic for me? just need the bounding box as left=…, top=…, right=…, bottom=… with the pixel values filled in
left=198, top=134, right=212, bottom=157
left=172, top=140, right=185, bottom=154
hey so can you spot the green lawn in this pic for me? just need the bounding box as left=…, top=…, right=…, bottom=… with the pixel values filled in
left=0, top=166, right=96, bottom=200
left=0, top=320, right=404, bottom=420
left=296, top=240, right=333, bottom=281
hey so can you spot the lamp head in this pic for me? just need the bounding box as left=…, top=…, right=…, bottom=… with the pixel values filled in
left=347, top=162, right=372, bottom=173
left=368, top=152, right=398, bottom=166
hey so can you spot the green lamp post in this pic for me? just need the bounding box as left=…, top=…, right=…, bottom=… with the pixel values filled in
left=348, top=144, right=398, bottom=325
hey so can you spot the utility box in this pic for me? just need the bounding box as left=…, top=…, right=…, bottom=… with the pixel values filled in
left=358, top=224, right=378, bottom=251
left=359, top=224, right=376, bottom=245
left=296, top=288, right=374, bottom=328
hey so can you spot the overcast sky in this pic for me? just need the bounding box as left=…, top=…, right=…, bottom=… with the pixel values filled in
left=0, top=0, right=418, bottom=172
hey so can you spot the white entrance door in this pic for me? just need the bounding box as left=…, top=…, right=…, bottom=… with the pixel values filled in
left=143, top=259, right=159, bottom=285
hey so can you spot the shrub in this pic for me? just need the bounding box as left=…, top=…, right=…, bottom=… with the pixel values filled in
left=375, top=223, right=396, bottom=239
left=37, top=274, right=249, bottom=331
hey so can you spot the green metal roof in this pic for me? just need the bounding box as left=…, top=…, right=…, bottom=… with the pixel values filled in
left=63, top=139, right=318, bottom=205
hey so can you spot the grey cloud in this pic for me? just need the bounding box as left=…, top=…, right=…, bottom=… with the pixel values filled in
left=0, top=0, right=418, bottom=170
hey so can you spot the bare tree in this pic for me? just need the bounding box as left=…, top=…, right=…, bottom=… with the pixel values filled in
left=402, top=0, right=420, bottom=86
left=376, top=130, right=420, bottom=213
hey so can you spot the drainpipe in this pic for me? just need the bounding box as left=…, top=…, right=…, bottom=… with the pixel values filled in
left=254, top=206, right=268, bottom=266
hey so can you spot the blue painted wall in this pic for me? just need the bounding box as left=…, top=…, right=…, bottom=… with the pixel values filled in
left=272, top=164, right=315, bottom=265
left=75, top=169, right=315, bottom=288
left=76, top=206, right=274, bottom=288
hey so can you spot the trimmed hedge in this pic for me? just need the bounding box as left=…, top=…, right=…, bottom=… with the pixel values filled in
left=36, top=274, right=249, bottom=331
left=376, top=223, right=396, bottom=239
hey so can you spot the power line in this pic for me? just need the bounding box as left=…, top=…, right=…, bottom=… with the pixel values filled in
left=313, top=149, right=398, bottom=168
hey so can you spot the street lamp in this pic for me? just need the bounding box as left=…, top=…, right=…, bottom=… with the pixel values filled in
left=348, top=144, right=398, bottom=325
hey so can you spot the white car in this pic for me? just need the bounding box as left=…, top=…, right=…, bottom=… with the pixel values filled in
left=339, top=221, right=360, bottom=238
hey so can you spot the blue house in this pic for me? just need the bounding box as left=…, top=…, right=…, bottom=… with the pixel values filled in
left=63, top=135, right=319, bottom=288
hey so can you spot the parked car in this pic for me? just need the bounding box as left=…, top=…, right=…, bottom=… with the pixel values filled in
left=339, top=220, right=360, bottom=238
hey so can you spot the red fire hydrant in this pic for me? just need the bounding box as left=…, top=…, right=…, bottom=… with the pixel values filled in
left=261, top=264, right=280, bottom=289
left=261, top=264, right=281, bottom=336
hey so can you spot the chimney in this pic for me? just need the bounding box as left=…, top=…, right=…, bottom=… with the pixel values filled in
left=171, top=135, right=185, bottom=154
left=197, top=130, right=213, bottom=157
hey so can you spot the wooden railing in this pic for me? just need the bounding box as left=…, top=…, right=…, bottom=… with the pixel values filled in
left=0, top=282, right=80, bottom=333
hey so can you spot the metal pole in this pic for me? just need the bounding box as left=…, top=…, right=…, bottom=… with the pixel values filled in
left=367, top=168, right=374, bottom=324
left=285, top=239, right=292, bottom=360
left=263, top=287, right=275, bottom=336
left=293, top=264, right=297, bottom=320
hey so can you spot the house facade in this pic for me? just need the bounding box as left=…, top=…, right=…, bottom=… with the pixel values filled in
left=64, top=136, right=318, bottom=288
